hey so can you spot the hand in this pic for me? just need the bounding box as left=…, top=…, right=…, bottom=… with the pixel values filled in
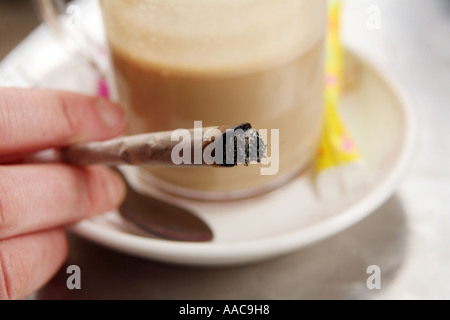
left=0, top=87, right=127, bottom=299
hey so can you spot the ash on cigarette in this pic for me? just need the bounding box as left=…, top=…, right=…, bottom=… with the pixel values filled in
left=222, top=123, right=267, bottom=167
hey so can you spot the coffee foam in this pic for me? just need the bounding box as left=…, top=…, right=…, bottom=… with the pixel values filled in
left=101, top=0, right=326, bottom=75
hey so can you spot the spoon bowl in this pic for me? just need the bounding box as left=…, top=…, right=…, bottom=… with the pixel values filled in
left=114, top=168, right=214, bottom=242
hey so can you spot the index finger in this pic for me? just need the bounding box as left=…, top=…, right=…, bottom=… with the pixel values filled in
left=0, top=88, right=127, bottom=157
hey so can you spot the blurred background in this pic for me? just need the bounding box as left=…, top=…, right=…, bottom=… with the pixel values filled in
left=0, top=0, right=449, bottom=299
left=0, top=0, right=39, bottom=60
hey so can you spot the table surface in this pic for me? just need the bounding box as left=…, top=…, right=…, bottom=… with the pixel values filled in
left=1, top=0, right=450, bottom=300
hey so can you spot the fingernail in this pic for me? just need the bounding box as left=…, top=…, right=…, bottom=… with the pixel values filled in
left=95, top=98, right=125, bottom=129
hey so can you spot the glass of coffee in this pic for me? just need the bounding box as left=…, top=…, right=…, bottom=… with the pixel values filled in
left=39, top=0, right=327, bottom=200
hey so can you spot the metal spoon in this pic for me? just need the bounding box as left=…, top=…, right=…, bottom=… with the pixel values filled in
left=114, top=168, right=214, bottom=242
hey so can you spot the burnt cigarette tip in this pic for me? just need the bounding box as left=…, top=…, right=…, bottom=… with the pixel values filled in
left=219, top=123, right=267, bottom=168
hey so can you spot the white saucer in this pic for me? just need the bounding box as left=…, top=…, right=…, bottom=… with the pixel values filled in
left=68, top=53, right=415, bottom=266
left=0, top=17, right=416, bottom=267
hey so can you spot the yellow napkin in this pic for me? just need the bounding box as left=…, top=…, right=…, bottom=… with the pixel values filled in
left=315, top=0, right=367, bottom=198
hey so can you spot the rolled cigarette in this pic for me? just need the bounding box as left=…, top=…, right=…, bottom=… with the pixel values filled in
left=59, top=123, right=266, bottom=167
